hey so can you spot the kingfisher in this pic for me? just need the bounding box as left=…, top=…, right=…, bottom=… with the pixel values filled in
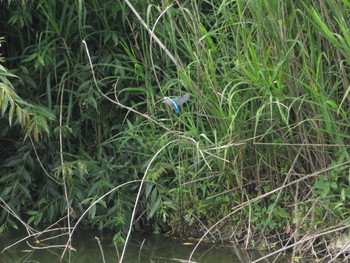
left=163, top=93, right=190, bottom=114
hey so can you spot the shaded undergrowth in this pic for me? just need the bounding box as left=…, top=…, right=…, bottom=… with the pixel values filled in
left=0, top=0, right=350, bottom=261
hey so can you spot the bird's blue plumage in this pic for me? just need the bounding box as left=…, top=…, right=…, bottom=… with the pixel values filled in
left=163, top=93, right=190, bottom=114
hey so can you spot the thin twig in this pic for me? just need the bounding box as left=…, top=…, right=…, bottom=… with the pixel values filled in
left=0, top=198, right=36, bottom=236
left=138, top=239, right=145, bottom=262
left=253, top=142, right=349, bottom=147
left=124, top=0, right=180, bottom=68
left=114, top=241, right=120, bottom=262
left=245, top=193, right=252, bottom=249
left=191, top=214, right=216, bottom=241
left=29, top=136, right=61, bottom=184
left=257, top=145, right=303, bottom=241
left=82, top=40, right=170, bottom=131
left=59, top=82, right=72, bottom=256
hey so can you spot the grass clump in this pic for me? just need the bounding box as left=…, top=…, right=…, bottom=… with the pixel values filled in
left=0, top=0, right=350, bottom=260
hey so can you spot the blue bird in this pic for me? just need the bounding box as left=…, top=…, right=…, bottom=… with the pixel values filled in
left=163, top=93, right=190, bottom=114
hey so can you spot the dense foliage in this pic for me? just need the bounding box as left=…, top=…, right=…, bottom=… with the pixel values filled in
left=0, top=0, right=349, bottom=247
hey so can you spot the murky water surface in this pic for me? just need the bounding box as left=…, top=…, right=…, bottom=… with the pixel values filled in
left=0, top=228, right=292, bottom=262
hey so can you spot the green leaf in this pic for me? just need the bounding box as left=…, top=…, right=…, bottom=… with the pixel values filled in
left=1, top=92, right=9, bottom=116
left=18, top=183, right=31, bottom=199
left=8, top=219, right=18, bottom=230
left=89, top=204, right=96, bottom=219
left=314, top=177, right=330, bottom=197
left=27, top=210, right=38, bottom=216
left=8, top=103, right=15, bottom=126
left=330, top=182, right=338, bottom=189
left=148, top=197, right=161, bottom=219
left=0, top=65, right=19, bottom=78
left=37, top=55, right=45, bottom=66
left=22, top=52, right=38, bottom=63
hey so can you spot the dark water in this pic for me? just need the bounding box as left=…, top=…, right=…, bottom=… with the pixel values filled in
left=0, top=229, right=292, bottom=263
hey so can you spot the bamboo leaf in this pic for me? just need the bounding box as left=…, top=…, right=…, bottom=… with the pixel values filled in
left=1, top=92, right=9, bottom=116
left=8, top=103, right=15, bottom=126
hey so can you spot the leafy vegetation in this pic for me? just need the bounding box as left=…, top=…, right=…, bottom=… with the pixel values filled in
left=0, top=0, right=349, bottom=253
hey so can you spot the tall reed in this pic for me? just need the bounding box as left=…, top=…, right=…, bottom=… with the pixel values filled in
left=0, top=1, right=349, bottom=257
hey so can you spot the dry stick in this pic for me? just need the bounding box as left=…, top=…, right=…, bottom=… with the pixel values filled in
left=26, top=242, right=76, bottom=251
left=2, top=235, right=34, bottom=253
left=59, top=81, right=73, bottom=260
left=271, top=147, right=303, bottom=260
left=114, top=241, right=120, bottom=262
left=1, top=197, right=37, bottom=253
left=254, top=142, right=349, bottom=147
left=39, top=230, right=69, bottom=243
left=37, top=215, right=71, bottom=240
left=191, top=214, right=216, bottom=240
left=188, top=160, right=350, bottom=261
left=330, top=238, right=350, bottom=262
left=245, top=194, right=252, bottom=249
left=251, top=225, right=350, bottom=263
left=119, top=140, right=179, bottom=263
left=291, top=164, right=301, bottom=260
left=0, top=198, right=65, bottom=253
left=0, top=198, right=36, bottom=235
left=95, top=236, right=106, bottom=263
left=138, top=239, right=145, bottom=262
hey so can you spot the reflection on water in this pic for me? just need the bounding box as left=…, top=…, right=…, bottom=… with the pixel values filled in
left=0, top=228, right=291, bottom=263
